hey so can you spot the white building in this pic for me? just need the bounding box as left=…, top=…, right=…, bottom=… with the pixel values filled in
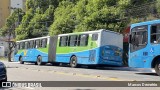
left=10, top=0, right=26, bottom=12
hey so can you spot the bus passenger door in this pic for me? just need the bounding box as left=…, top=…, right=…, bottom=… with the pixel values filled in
left=129, top=50, right=145, bottom=68
left=89, top=34, right=98, bottom=63
left=129, top=26, right=148, bottom=68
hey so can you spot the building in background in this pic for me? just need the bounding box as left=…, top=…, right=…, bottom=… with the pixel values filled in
left=0, top=0, right=26, bottom=28
left=0, top=37, right=8, bottom=57
left=10, top=0, right=26, bottom=13
left=0, top=0, right=26, bottom=57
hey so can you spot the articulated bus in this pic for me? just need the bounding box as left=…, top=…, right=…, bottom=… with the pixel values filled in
left=129, top=20, right=160, bottom=76
left=14, top=29, right=123, bottom=68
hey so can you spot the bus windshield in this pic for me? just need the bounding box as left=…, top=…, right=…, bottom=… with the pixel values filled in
left=130, top=26, right=148, bottom=52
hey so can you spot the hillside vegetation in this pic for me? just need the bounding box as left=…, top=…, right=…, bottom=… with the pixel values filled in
left=1, top=0, right=160, bottom=40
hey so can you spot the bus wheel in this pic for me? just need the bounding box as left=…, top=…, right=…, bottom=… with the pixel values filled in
left=155, top=60, right=160, bottom=76
left=70, top=56, right=78, bottom=68
left=37, top=56, right=43, bottom=65
left=19, top=56, right=24, bottom=64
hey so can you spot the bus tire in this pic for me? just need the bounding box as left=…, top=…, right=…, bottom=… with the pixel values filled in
left=19, top=56, right=24, bottom=64
left=155, top=60, right=160, bottom=76
left=37, top=56, right=43, bottom=66
left=70, top=56, right=78, bottom=68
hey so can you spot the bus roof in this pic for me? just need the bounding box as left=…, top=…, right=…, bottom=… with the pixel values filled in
left=58, top=29, right=121, bottom=37
left=16, top=36, right=50, bottom=42
left=16, top=29, right=121, bottom=42
left=131, top=19, right=160, bottom=28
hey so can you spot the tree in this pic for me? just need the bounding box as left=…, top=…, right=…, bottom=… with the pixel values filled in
left=16, top=0, right=57, bottom=40
left=73, top=0, right=131, bottom=33
left=15, top=9, right=34, bottom=40
left=0, top=8, right=24, bottom=62
left=49, top=1, right=76, bottom=35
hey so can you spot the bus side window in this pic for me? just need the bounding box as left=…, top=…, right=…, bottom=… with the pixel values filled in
left=35, top=40, right=40, bottom=48
left=45, top=38, right=47, bottom=47
left=59, top=36, right=68, bottom=47
left=39, top=39, right=42, bottom=48
left=151, top=25, right=160, bottom=43
left=30, top=40, right=34, bottom=48
left=34, top=40, right=36, bottom=48
left=77, top=35, right=80, bottom=46
left=41, top=38, right=47, bottom=48
left=19, top=42, right=22, bottom=49
left=92, top=34, right=98, bottom=41
left=79, top=34, right=89, bottom=46
left=21, top=42, right=25, bottom=49
left=16, top=43, right=19, bottom=50
left=25, top=42, right=29, bottom=49
left=69, top=35, right=77, bottom=46
left=28, top=41, right=30, bottom=49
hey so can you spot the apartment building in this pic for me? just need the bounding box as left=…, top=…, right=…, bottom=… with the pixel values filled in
left=0, top=0, right=26, bottom=28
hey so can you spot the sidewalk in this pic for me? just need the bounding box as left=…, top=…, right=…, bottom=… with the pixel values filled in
left=105, top=66, right=155, bottom=73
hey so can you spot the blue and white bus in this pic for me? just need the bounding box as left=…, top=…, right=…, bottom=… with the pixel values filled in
left=129, top=20, right=160, bottom=76
left=14, top=29, right=123, bottom=68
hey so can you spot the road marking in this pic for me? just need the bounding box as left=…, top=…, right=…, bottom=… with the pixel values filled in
left=53, top=71, right=122, bottom=81
left=109, top=77, right=119, bottom=81
left=15, top=67, right=126, bottom=81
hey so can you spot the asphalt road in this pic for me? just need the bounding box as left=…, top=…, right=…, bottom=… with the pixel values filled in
left=0, top=60, right=160, bottom=90
left=3, top=61, right=159, bottom=81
